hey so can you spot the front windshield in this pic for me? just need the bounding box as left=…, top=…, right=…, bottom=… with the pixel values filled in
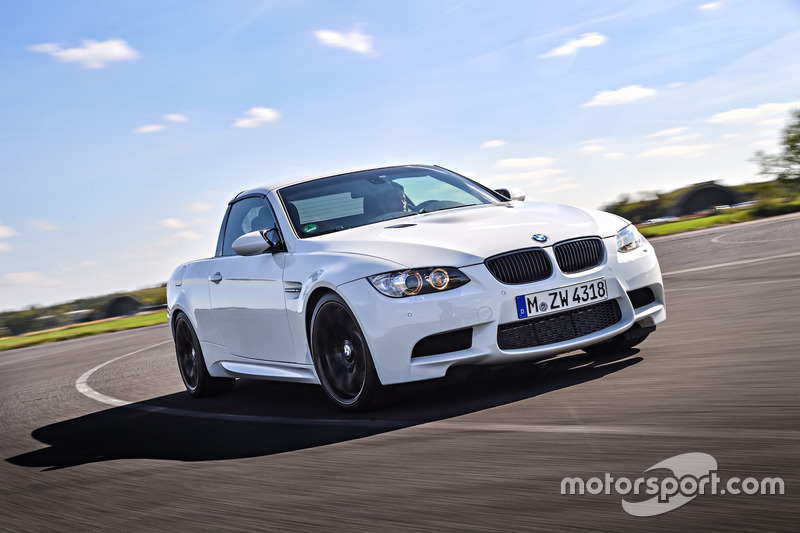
left=279, top=165, right=501, bottom=238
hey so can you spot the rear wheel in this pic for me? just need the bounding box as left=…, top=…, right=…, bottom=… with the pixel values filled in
left=310, top=293, right=387, bottom=412
left=174, top=313, right=235, bottom=398
left=583, top=324, right=655, bottom=356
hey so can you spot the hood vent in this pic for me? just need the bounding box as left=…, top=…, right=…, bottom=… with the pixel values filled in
left=384, top=223, right=417, bottom=229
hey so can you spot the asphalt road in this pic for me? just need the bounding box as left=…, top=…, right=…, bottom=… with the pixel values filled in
left=2, top=214, right=799, bottom=532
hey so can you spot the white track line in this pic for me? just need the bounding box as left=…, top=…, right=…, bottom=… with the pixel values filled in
left=74, top=340, right=405, bottom=427
left=665, top=278, right=799, bottom=292
left=75, top=341, right=172, bottom=407
left=423, top=421, right=800, bottom=440
left=74, top=340, right=800, bottom=438
left=662, top=251, right=800, bottom=276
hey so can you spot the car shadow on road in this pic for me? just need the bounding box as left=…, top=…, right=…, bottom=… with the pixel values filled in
left=7, top=350, right=641, bottom=471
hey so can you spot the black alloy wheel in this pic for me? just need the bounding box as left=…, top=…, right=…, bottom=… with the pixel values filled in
left=173, top=313, right=235, bottom=398
left=310, top=293, right=387, bottom=411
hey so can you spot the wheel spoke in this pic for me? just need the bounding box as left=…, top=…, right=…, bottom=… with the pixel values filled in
left=314, top=301, right=369, bottom=403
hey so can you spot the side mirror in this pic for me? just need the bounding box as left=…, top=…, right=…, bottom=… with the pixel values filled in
left=494, top=188, right=526, bottom=202
left=232, top=228, right=282, bottom=256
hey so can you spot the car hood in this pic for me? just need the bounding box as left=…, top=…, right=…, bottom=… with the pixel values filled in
left=294, top=202, right=627, bottom=268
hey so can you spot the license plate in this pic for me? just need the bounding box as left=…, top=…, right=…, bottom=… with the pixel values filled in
left=515, top=278, right=608, bottom=319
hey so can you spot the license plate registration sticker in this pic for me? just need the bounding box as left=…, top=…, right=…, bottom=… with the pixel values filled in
left=515, top=278, right=608, bottom=319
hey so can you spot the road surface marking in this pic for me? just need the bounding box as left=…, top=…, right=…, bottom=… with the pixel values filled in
left=662, top=251, right=800, bottom=276
left=74, top=341, right=406, bottom=428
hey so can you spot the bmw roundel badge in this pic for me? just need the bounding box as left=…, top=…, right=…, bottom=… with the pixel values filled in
left=532, top=234, right=548, bottom=243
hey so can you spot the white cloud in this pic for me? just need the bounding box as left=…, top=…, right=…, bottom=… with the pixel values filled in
left=0, top=221, right=17, bottom=239
left=494, top=157, right=556, bottom=170
left=580, top=144, right=606, bottom=155
left=699, top=2, right=722, bottom=10
left=708, top=101, right=800, bottom=123
left=750, top=139, right=777, bottom=150
left=4, top=272, right=47, bottom=285
left=579, top=139, right=624, bottom=159
left=0, top=242, right=12, bottom=253
left=646, top=127, right=688, bottom=138
left=758, top=118, right=786, bottom=127
left=164, top=113, right=188, bottom=122
left=185, top=202, right=214, bottom=213
left=159, top=218, right=189, bottom=229
left=584, top=85, right=657, bottom=107
left=487, top=156, right=568, bottom=189
left=314, top=29, right=373, bottom=54
left=232, top=107, right=281, bottom=128
left=135, top=124, right=166, bottom=134
left=174, top=231, right=201, bottom=240
left=540, top=33, right=607, bottom=58
left=494, top=168, right=567, bottom=181
left=31, top=220, right=59, bottom=231
left=481, top=140, right=507, bottom=149
left=638, top=144, right=715, bottom=158
left=721, top=133, right=741, bottom=139
left=545, top=183, right=579, bottom=192
left=664, top=133, right=703, bottom=143
left=28, top=39, right=140, bottom=69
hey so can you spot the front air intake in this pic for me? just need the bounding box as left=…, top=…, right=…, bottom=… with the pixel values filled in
left=411, top=328, right=473, bottom=358
left=497, top=300, right=622, bottom=350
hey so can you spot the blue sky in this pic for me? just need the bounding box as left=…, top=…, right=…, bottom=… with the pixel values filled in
left=1, top=0, right=799, bottom=311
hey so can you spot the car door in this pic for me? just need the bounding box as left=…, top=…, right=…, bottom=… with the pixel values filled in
left=208, top=195, right=297, bottom=363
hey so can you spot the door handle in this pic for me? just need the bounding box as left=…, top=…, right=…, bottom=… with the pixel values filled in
left=209, top=272, right=223, bottom=284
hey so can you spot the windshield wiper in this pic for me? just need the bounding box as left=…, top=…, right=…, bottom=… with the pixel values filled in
left=418, top=204, right=474, bottom=214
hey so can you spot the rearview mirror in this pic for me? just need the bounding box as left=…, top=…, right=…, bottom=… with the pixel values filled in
left=232, top=229, right=281, bottom=256
left=494, top=188, right=526, bottom=201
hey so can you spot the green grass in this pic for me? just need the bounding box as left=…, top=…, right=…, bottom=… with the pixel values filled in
left=639, top=200, right=800, bottom=238
left=639, top=210, right=756, bottom=237
left=126, top=286, right=167, bottom=305
left=0, top=311, right=169, bottom=352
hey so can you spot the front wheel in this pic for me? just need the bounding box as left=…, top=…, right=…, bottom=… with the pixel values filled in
left=310, top=293, right=387, bottom=412
left=174, top=313, right=235, bottom=398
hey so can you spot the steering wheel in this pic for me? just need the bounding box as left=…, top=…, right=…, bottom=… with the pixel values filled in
left=413, top=200, right=444, bottom=213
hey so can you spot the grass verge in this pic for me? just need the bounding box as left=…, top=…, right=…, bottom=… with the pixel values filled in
left=640, top=201, right=800, bottom=238
left=0, top=311, right=168, bottom=352
left=638, top=210, right=755, bottom=237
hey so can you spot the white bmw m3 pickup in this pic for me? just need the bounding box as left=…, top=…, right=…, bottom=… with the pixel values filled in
left=167, top=164, right=665, bottom=411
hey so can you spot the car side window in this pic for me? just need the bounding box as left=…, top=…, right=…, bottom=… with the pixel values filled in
left=222, top=197, right=277, bottom=256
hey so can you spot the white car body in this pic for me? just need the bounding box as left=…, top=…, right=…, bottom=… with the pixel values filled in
left=167, top=164, right=665, bottom=408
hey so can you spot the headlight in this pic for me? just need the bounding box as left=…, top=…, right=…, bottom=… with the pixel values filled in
left=368, top=267, right=470, bottom=298
left=616, top=224, right=645, bottom=253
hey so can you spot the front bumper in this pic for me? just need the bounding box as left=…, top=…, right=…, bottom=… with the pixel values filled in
left=337, top=236, right=665, bottom=385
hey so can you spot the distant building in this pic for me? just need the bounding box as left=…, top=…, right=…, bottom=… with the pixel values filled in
left=35, top=315, right=59, bottom=330
left=666, top=181, right=749, bottom=217
left=97, top=296, right=143, bottom=319
left=65, top=309, right=92, bottom=324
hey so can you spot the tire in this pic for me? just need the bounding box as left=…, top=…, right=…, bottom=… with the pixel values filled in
left=583, top=324, right=656, bottom=356
left=310, top=293, right=387, bottom=412
left=173, top=313, right=236, bottom=398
